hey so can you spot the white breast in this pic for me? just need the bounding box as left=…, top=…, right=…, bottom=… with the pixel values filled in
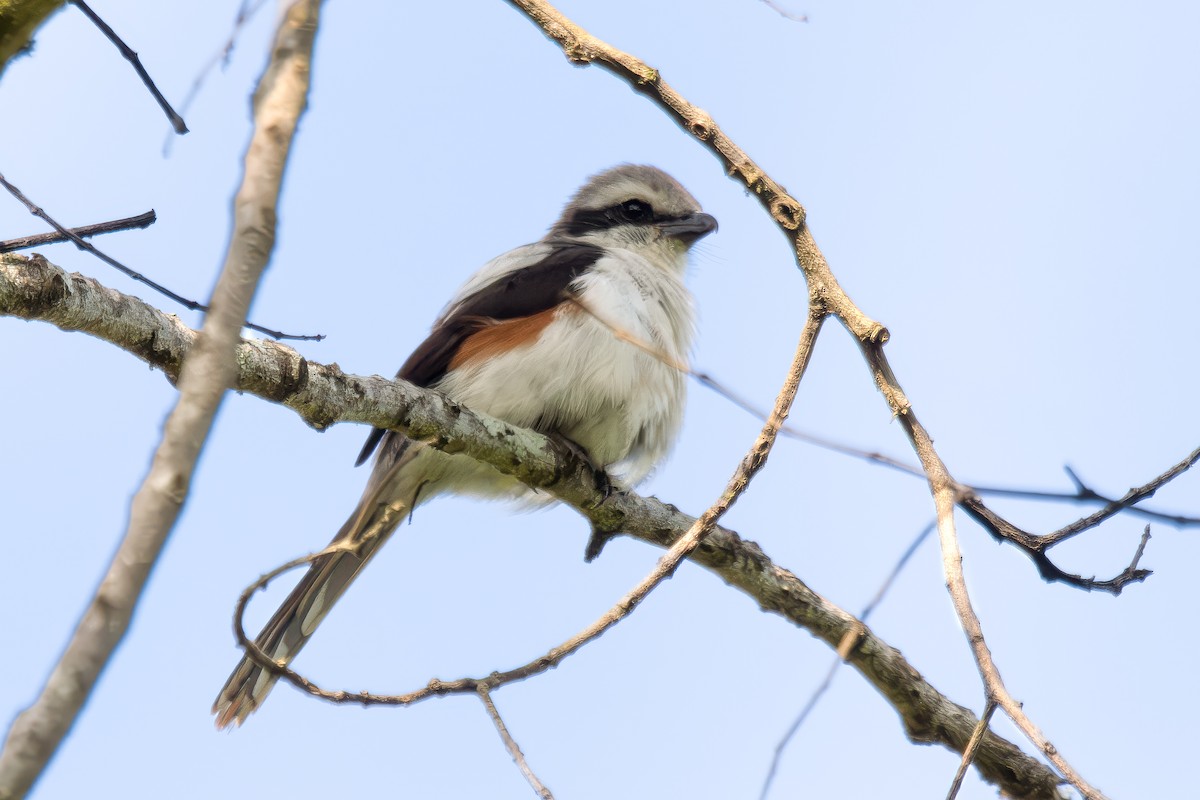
left=436, top=247, right=694, bottom=488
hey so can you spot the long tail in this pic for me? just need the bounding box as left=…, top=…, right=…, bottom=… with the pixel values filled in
left=213, top=448, right=421, bottom=728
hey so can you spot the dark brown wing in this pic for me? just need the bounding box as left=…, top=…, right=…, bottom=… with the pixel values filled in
left=354, top=241, right=603, bottom=467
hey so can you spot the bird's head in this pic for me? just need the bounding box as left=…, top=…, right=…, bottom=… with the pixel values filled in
left=550, top=164, right=717, bottom=268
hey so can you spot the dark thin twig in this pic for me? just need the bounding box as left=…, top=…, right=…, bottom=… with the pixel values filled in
left=693, top=370, right=922, bottom=476
left=0, top=172, right=322, bottom=341
left=965, top=481, right=1198, bottom=526
left=959, top=446, right=1200, bottom=592
left=946, top=701, right=999, bottom=800
left=694, top=367, right=1194, bottom=591
left=860, top=520, right=937, bottom=619
left=695, top=370, right=1198, bottom=526
left=71, top=0, right=188, bottom=134
left=759, top=657, right=839, bottom=800
left=1041, top=451, right=1199, bottom=546
left=0, top=210, right=156, bottom=253
left=759, top=520, right=936, bottom=800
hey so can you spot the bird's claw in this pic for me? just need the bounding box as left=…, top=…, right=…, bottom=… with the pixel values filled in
left=551, top=433, right=613, bottom=503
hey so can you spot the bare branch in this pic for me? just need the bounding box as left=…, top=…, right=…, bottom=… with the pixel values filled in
left=477, top=686, right=554, bottom=800
left=967, top=476, right=1198, bottom=527
left=1041, top=454, right=1197, bottom=545
left=0, top=172, right=320, bottom=341
left=0, top=210, right=156, bottom=253
left=704, top=370, right=1197, bottom=528
left=0, top=3, right=322, bottom=797
left=958, top=448, right=1200, bottom=594
left=874, top=351, right=1107, bottom=798
left=70, top=0, right=187, bottom=133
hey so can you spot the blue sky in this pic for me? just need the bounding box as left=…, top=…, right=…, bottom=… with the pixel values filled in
left=2, top=1, right=1197, bottom=798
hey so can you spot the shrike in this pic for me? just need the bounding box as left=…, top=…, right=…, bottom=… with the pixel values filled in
left=213, top=164, right=716, bottom=727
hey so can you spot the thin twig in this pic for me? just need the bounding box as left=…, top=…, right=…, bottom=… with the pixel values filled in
left=966, top=480, right=1198, bottom=526
left=957, top=448, right=1200, bottom=593
left=477, top=685, right=554, bottom=800
left=1040, top=450, right=1199, bottom=546
left=697, top=368, right=1196, bottom=531
left=0, top=210, right=156, bottom=253
left=71, top=0, right=187, bottom=134
left=0, top=4, right=322, bottom=796
left=946, top=701, right=998, bottom=800
left=0, top=171, right=322, bottom=341
left=693, top=369, right=924, bottom=475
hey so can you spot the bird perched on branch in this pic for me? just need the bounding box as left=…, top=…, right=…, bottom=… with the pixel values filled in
left=213, top=164, right=717, bottom=727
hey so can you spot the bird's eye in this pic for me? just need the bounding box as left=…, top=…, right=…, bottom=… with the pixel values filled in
left=617, top=199, right=653, bottom=223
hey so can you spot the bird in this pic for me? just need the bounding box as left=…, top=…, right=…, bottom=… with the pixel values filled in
left=212, top=164, right=717, bottom=728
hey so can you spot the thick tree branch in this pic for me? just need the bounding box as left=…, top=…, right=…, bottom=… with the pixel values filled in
left=0, top=253, right=1065, bottom=800
left=0, top=3, right=322, bottom=798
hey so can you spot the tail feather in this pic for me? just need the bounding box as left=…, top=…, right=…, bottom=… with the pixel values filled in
left=213, top=446, right=422, bottom=729
left=212, top=530, right=387, bottom=728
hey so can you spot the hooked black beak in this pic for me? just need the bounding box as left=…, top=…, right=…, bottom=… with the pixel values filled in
left=659, top=212, right=718, bottom=246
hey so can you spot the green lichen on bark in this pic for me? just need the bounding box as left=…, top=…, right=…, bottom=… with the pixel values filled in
left=0, top=0, right=67, bottom=78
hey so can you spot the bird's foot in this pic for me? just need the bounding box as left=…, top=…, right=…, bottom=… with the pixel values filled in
left=549, top=433, right=613, bottom=501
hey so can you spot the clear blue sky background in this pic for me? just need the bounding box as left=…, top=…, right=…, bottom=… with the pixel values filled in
left=2, top=2, right=1197, bottom=798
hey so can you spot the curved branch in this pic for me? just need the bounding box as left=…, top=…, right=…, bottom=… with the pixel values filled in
left=0, top=253, right=1065, bottom=800
left=507, top=0, right=885, bottom=346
